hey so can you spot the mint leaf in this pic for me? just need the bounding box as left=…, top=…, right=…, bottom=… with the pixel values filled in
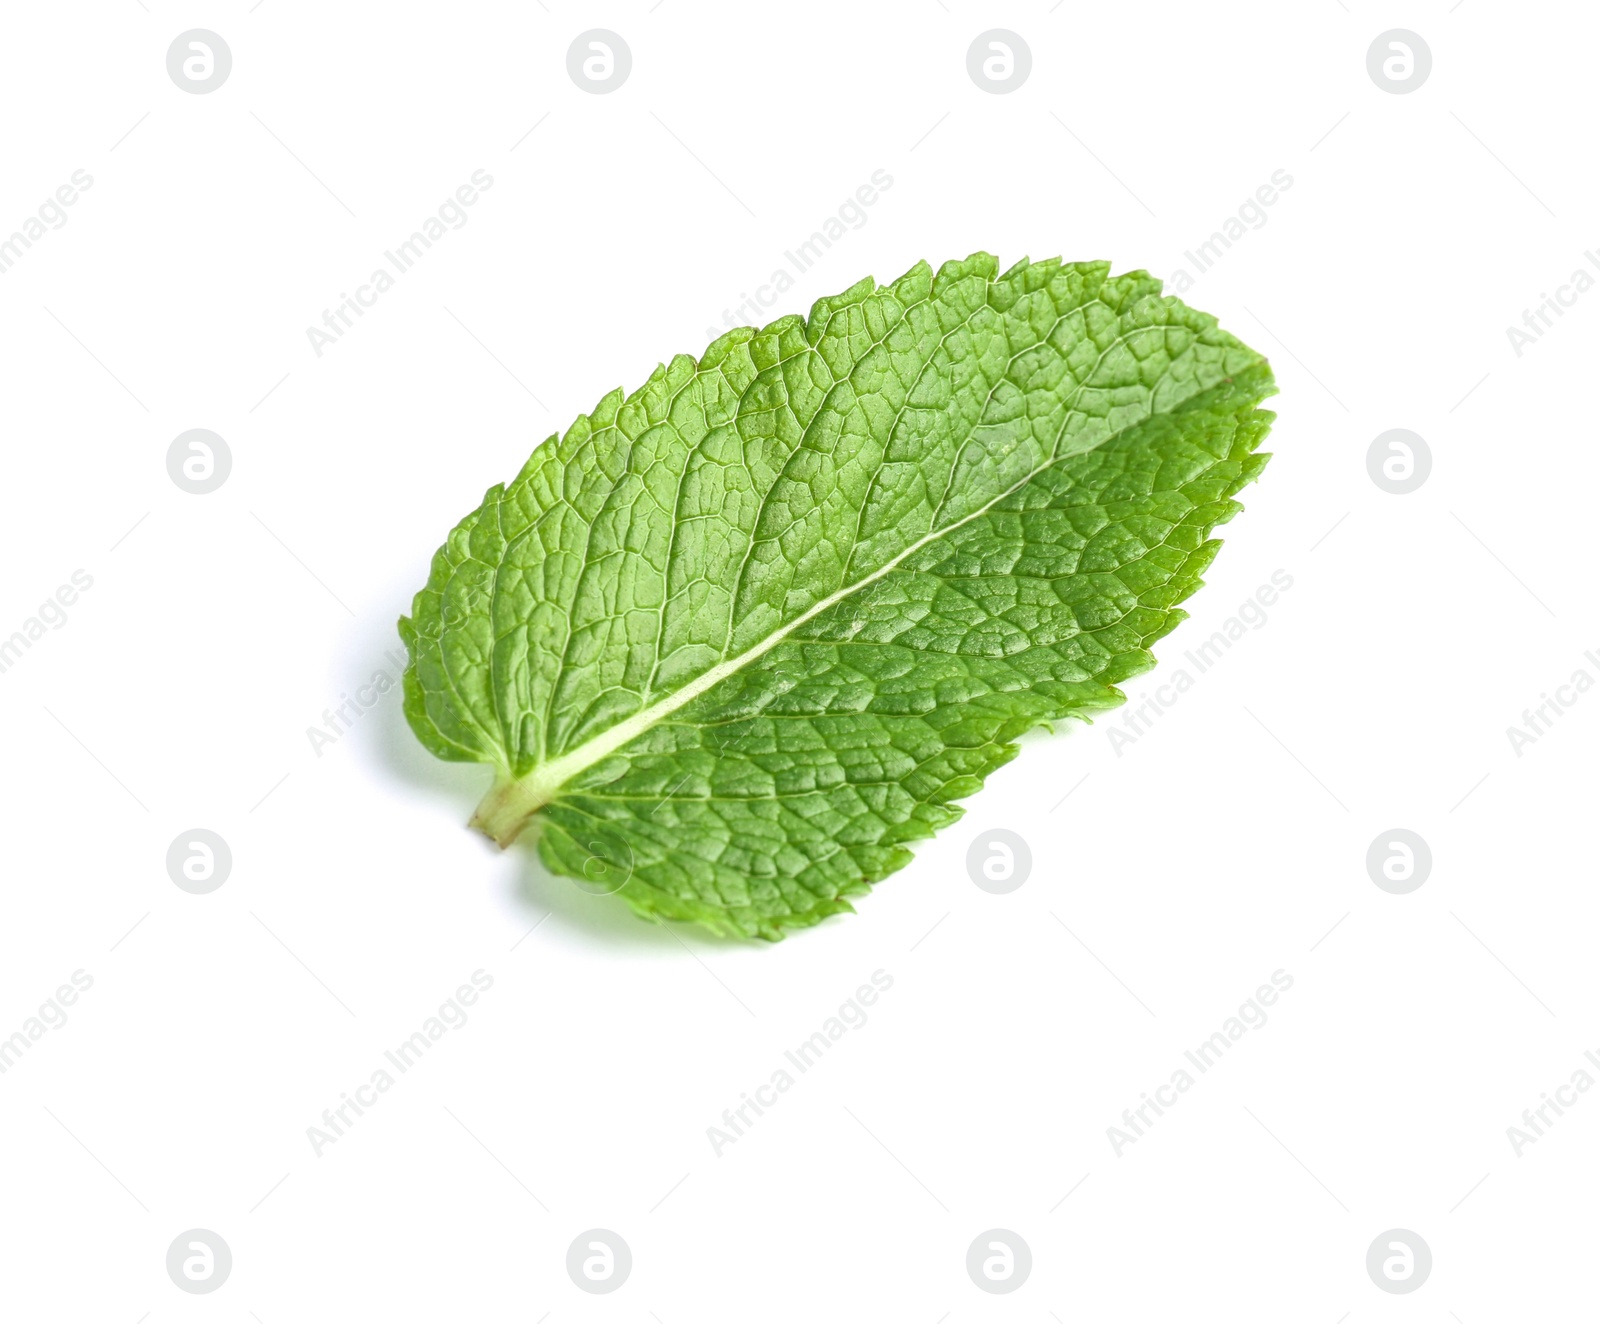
left=400, top=255, right=1276, bottom=938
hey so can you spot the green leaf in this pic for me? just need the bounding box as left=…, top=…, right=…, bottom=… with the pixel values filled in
left=400, top=254, right=1276, bottom=938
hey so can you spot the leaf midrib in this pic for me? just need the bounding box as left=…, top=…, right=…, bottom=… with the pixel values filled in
left=471, top=357, right=1247, bottom=840
left=512, top=286, right=1133, bottom=773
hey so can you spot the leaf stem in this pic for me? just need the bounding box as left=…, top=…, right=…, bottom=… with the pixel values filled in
left=470, top=775, right=549, bottom=848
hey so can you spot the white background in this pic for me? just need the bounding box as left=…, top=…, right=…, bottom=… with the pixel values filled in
left=1, top=1, right=1595, bottom=1318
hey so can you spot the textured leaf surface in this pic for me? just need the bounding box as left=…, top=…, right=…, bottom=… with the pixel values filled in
left=400, top=255, right=1277, bottom=938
